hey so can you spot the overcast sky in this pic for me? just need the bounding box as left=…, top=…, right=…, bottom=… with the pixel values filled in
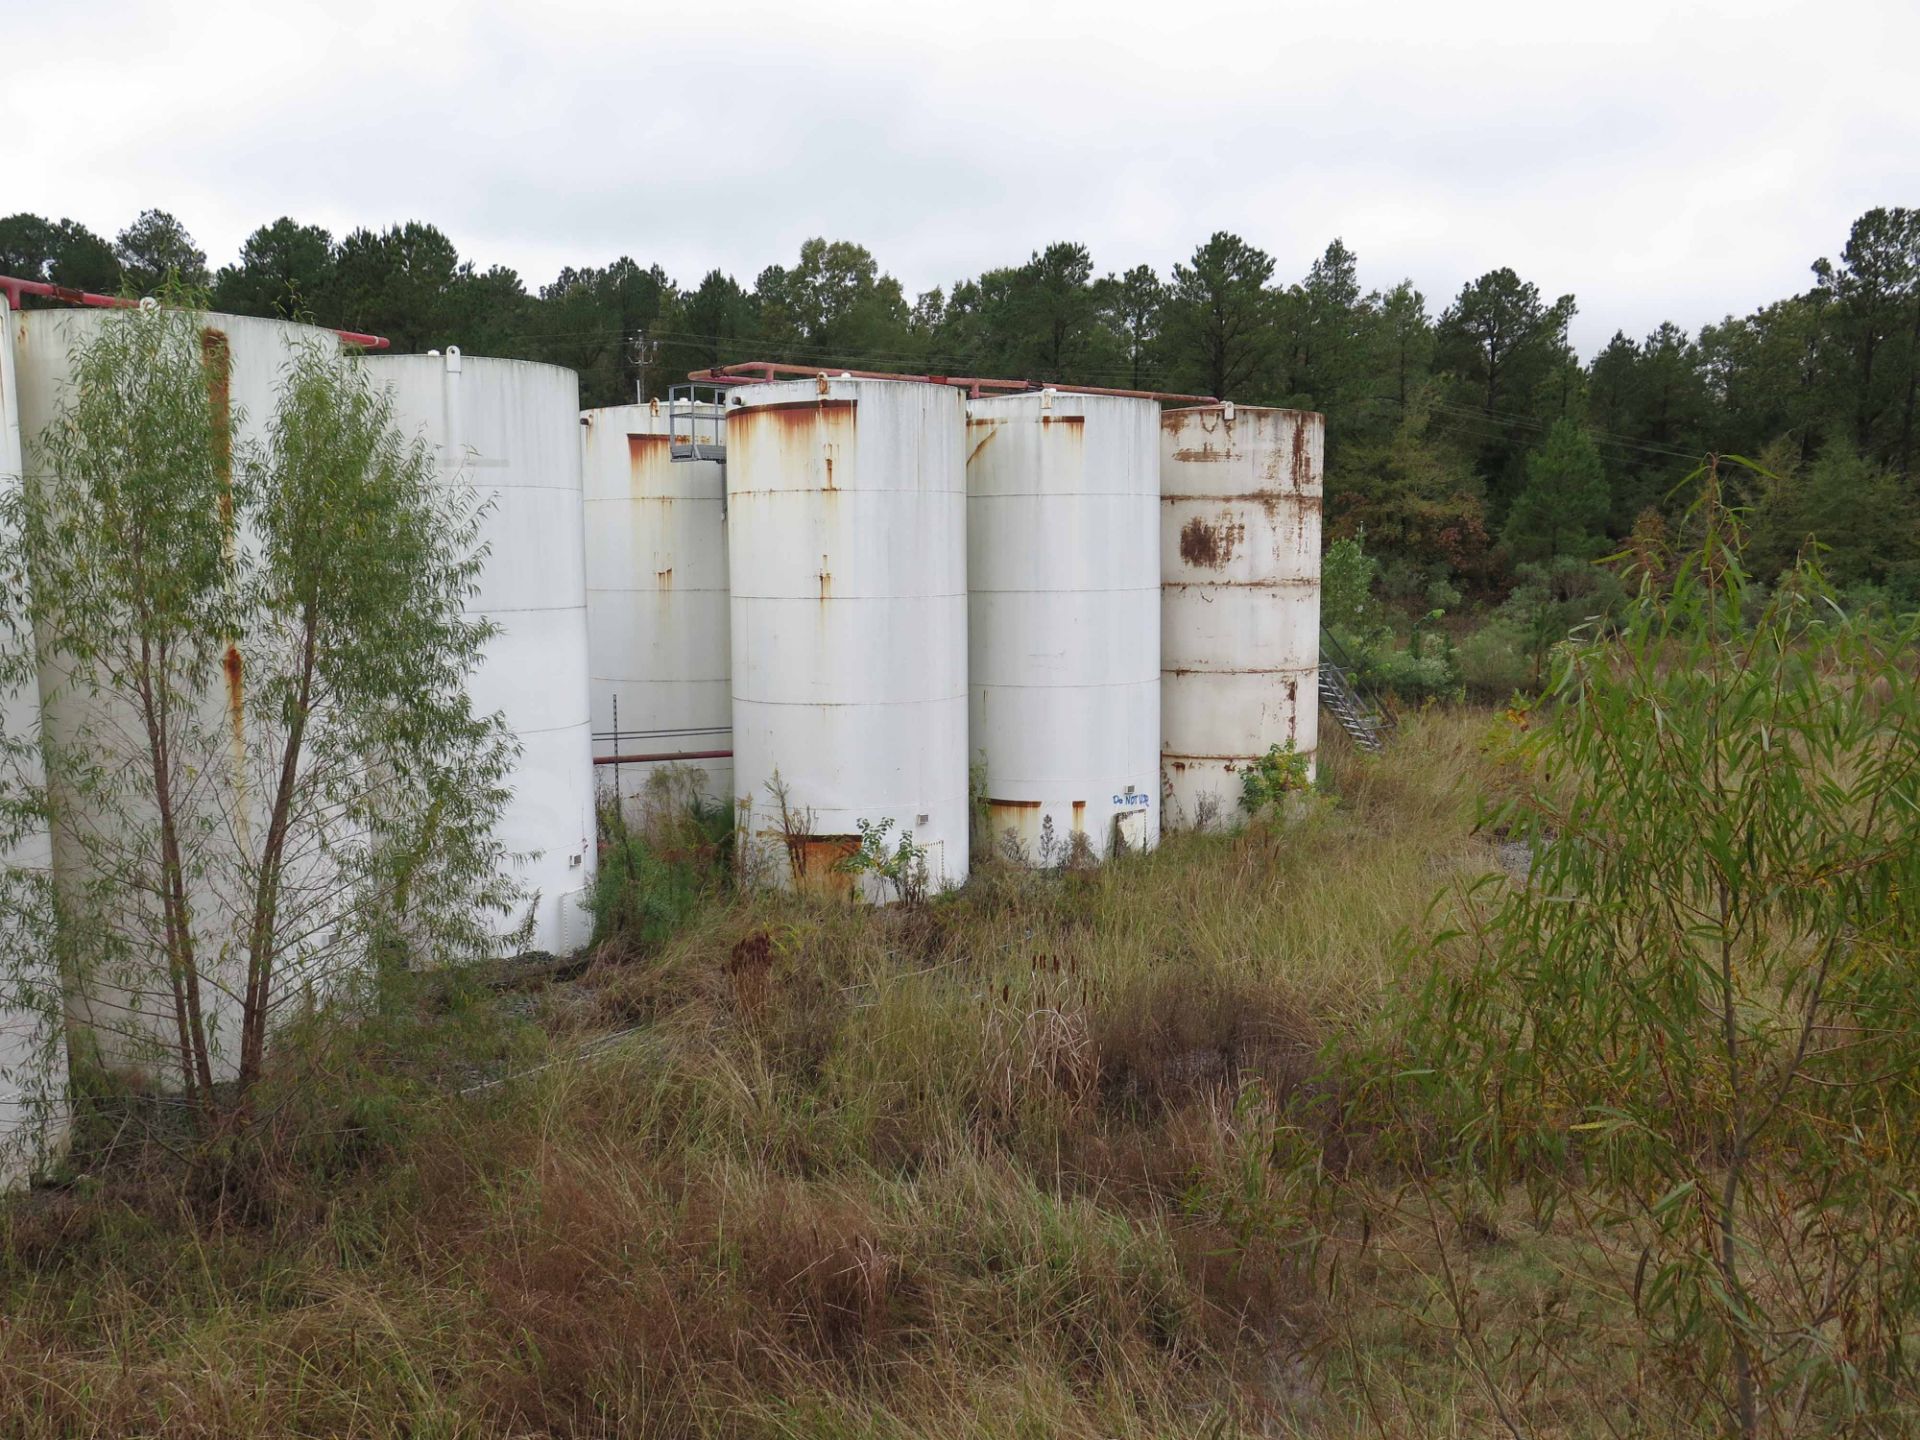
left=5, top=0, right=1915, bottom=357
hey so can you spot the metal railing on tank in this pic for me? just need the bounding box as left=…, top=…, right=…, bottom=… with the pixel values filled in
left=666, top=383, right=731, bottom=463
left=1318, top=628, right=1393, bottom=753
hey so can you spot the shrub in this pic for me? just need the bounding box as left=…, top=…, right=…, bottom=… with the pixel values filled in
left=1386, top=463, right=1920, bottom=1436
left=838, top=817, right=930, bottom=906
left=1454, top=617, right=1531, bottom=703
left=591, top=770, right=730, bottom=950
left=1238, top=741, right=1312, bottom=817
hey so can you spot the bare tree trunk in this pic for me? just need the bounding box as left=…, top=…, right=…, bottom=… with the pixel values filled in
left=137, top=633, right=215, bottom=1107
left=237, top=608, right=318, bottom=1095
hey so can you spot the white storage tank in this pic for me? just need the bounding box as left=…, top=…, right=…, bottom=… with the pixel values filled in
left=1160, top=405, right=1324, bottom=830
left=0, top=294, right=67, bottom=1186
left=364, top=350, right=596, bottom=954
left=727, top=377, right=968, bottom=898
left=967, top=390, right=1161, bottom=862
left=13, top=305, right=346, bottom=1079
left=581, top=399, right=731, bottom=815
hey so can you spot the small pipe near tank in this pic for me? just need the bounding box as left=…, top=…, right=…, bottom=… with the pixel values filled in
left=688, top=360, right=1215, bottom=406
left=593, top=748, right=732, bottom=766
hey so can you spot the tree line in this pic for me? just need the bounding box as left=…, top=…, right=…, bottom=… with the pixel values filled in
left=4, top=205, right=1917, bottom=606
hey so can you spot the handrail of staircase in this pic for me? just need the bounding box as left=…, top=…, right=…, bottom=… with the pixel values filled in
left=1318, top=627, right=1396, bottom=736
left=1320, top=625, right=1362, bottom=673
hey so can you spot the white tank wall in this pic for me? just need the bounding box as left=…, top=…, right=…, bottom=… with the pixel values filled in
left=728, top=378, right=968, bottom=897
left=1160, top=405, right=1324, bottom=831
left=0, top=297, right=67, bottom=1187
left=967, top=391, right=1161, bottom=861
left=364, top=352, right=596, bottom=954
left=14, top=308, right=345, bottom=1079
left=581, top=401, right=731, bottom=816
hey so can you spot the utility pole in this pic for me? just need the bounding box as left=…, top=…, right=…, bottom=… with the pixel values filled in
left=632, top=330, right=661, bottom=403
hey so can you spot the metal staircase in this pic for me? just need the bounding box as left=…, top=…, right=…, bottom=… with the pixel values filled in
left=1319, top=631, right=1390, bottom=754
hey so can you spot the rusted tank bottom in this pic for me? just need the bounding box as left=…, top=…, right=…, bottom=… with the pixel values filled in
left=984, top=791, right=1151, bottom=867
left=1161, top=751, right=1318, bottom=834
left=750, top=830, right=860, bottom=900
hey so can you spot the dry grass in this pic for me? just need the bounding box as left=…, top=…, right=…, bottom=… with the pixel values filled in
left=0, top=708, right=1595, bottom=1439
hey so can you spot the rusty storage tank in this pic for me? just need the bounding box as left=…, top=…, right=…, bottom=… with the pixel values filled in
left=581, top=399, right=731, bottom=815
left=11, top=306, right=345, bottom=1078
left=727, top=376, right=968, bottom=898
left=967, top=389, right=1161, bottom=861
left=0, top=294, right=67, bottom=1185
left=1160, top=404, right=1324, bottom=830
left=364, top=349, right=596, bottom=954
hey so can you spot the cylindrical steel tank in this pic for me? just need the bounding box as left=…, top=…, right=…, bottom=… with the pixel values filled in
left=727, top=377, right=968, bottom=898
left=581, top=400, right=731, bottom=816
left=0, top=295, right=67, bottom=1186
left=12, top=307, right=346, bottom=1078
left=1160, top=404, right=1324, bottom=830
left=967, top=390, right=1161, bottom=862
left=363, top=350, right=596, bottom=953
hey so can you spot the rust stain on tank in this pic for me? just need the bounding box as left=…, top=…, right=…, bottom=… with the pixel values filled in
left=223, top=641, right=249, bottom=846
left=1179, top=514, right=1243, bottom=569
left=730, top=398, right=858, bottom=497
left=1172, top=445, right=1229, bottom=463
left=965, top=423, right=998, bottom=466
left=735, top=398, right=858, bottom=419
left=201, top=328, right=232, bottom=532
left=656, top=566, right=674, bottom=590
left=629, top=432, right=668, bottom=470
left=758, top=832, right=859, bottom=899
left=1163, top=577, right=1317, bottom=593
left=988, top=799, right=1043, bottom=856
left=223, top=643, right=244, bottom=728
left=1039, top=413, right=1084, bottom=429
left=817, top=554, right=832, bottom=601
left=1290, top=413, right=1314, bottom=492
left=1070, top=800, right=1086, bottom=834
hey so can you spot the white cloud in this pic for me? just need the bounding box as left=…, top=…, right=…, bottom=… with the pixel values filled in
left=4, top=0, right=1914, bottom=355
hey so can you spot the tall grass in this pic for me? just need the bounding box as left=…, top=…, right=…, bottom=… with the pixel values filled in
left=0, top=712, right=1523, bottom=1439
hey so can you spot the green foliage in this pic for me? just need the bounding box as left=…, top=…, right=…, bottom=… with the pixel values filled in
left=2, top=300, right=517, bottom=1117
left=211, top=218, right=336, bottom=321
left=1435, top=267, right=1578, bottom=511
left=1324, top=532, right=1463, bottom=707
left=753, top=237, right=911, bottom=367
left=1359, top=639, right=1460, bottom=707
left=1452, top=616, right=1531, bottom=702
left=0, top=213, right=123, bottom=296
left=1493, top=555, right=1626, bottom=689
left=1238, top=741, right=1313, bottom=816
left=1501, top=417, right=1609, bottom=562
left=1390, top=465, right=1920, bottom=1434
left=1320, top=533, right=1380, bottom=637
left=1327, top=393, right=1493, bottom=585
left=9, top=200, right=1918, bottom=601
left=1746, top=438, right=1920, bottom=605
left=114, top=208, right=210, bottom=294
left=591, top=770, right=732, bottom=950
left=837, top=816, right=930, bottom=906
left=591, top=816, right=705, bottom=952
left=1162, top=231, right=1278, bottom=399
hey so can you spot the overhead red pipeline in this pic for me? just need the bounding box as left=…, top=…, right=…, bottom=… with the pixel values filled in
left=593, top=748, right=733, bottom=766
left=0, top=275, right=392, bottom=351
left=687, top=360, right=1217, bottom=405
